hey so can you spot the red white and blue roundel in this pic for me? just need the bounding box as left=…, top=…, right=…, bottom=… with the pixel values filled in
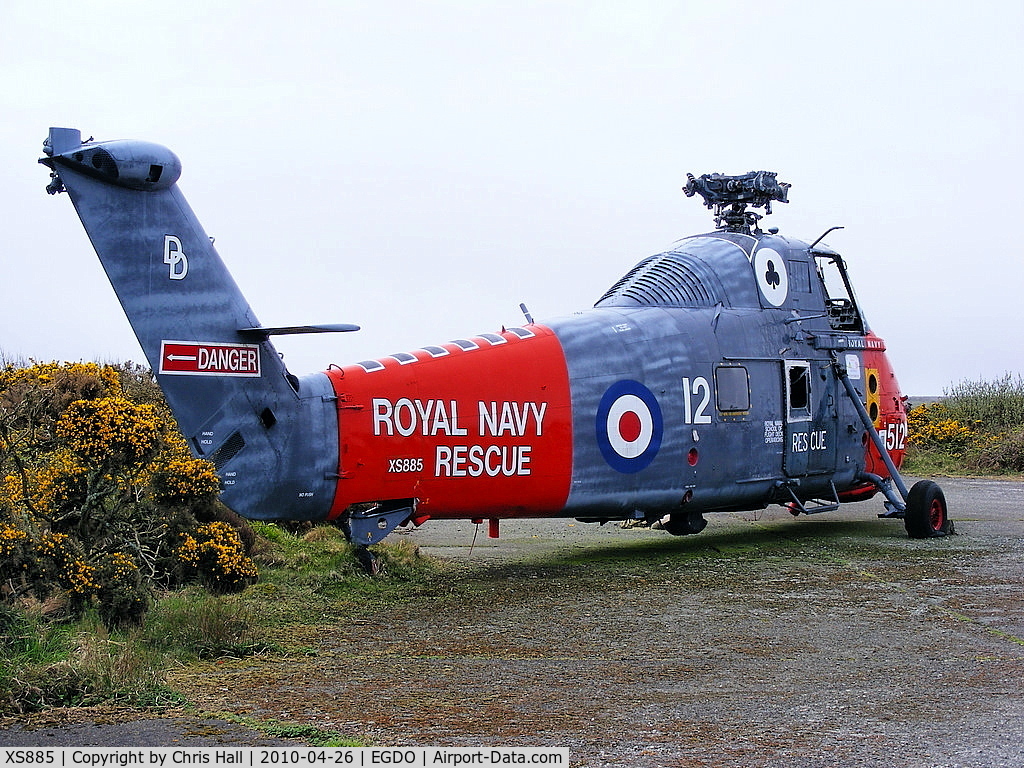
left=596, top=380, right=664, bottom=473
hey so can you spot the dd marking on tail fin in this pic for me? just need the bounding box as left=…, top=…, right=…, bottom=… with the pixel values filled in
left=160, top=341, right=261, bottom=377
left=163, top=235, right=188, bottom=280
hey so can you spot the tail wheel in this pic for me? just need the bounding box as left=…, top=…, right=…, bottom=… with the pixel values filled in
left=354, top=546, right=384, bottom=575
left=904, top=480, right=953, bottom=538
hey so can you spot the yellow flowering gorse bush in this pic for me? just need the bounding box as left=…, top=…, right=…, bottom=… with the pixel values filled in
left=151, top=458, right=221, bottom=508
left=0, top=523, right=28, bottom=555
left=35, top=531, right=99, bottom=596
left=907, top=403, right=978, bottom=451
left=176, top=521, right=258, bottom=594
left=1, top=361, right=258, bottom=628
left=57, top=397, right=164, bottom=470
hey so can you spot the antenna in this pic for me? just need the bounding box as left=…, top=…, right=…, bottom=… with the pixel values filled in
left=683, top=171, right=791, bottom=234
left=519, top=302, right=534, bottom=324
left=808, top=225, right=844, bottom=251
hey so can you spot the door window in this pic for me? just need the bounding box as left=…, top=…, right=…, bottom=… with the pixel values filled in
left=786, top=362, right=811, bottom=421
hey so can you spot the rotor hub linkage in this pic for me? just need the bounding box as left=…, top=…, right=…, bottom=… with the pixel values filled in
left=683, top=171, right=791, bottom=233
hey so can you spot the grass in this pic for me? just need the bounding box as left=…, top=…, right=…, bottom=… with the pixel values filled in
left=0, top=608, right=183, bottom=713
left=211, top=712, right=364, bottom=747
left=142, top=591, right=279, bottom=660
left=0, top=525, right=444, bottom=717
left=901, top=445, right=975, bottom=477
left=243, top=522, right=445, bottom=629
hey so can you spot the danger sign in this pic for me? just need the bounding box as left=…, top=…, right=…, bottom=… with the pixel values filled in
left=160, top=341, right=261, bottom=377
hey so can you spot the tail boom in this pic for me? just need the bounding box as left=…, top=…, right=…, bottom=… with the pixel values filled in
left=42, top=128, right=339, bottom=521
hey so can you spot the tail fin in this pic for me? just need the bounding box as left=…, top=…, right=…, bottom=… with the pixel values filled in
left=41, top=128, right=339, bottom=520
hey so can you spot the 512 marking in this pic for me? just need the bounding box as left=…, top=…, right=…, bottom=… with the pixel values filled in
left=882, top=421, right=907, bottom=451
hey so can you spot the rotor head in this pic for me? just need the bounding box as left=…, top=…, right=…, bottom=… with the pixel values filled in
left=683, top=171, right=791, bottom=233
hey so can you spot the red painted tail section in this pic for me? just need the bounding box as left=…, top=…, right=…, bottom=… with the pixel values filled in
left=324, top=326, right=573, bottom=522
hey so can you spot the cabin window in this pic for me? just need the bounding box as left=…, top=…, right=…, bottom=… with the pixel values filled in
left=715, top=366, right=750, bottom=412
left=786, top=362, right=812, bottom=421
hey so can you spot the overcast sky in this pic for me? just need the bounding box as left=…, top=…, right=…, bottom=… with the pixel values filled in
left=2, top=0, right=1021, bottom=395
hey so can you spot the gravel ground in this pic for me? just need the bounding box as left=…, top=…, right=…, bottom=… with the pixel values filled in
left=3, top=477, right=1023, bottom=766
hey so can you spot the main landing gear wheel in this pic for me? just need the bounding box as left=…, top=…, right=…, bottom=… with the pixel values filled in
left=904, top=480, right=954, bottom=538
left=662, top=510, right=708, bottom=536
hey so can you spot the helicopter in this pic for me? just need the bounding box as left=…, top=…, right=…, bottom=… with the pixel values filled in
left=39, top=126, right=952, bottom=566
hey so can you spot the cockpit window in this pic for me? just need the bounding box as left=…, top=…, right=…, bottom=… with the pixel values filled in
left=814, top=254, right=864, bottom=332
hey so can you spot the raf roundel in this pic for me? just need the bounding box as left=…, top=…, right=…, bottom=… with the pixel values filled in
left=596, top=380, right=664, bottom=473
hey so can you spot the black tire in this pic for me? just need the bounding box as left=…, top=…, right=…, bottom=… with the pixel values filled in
left=662, top=510, right=708, bottom=536
left=904, top=480, right=953, bottom=538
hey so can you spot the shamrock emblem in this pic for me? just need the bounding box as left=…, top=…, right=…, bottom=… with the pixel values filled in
left=765, top=259, right=781, bottom=289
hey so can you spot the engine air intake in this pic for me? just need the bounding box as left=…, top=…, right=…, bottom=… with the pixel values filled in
left=597, top=251, right=721, bottom=308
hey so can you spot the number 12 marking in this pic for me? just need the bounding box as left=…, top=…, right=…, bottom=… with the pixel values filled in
left=682, top=377, right=712, bottom=424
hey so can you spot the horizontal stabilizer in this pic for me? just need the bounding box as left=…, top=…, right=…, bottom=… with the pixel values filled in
left=238, top=323, right=361, bottom=340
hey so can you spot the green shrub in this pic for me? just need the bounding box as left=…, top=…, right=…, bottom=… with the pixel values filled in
left=945, top=373, right=1024, bottom=431
left=967, top=428, right=1024, bottom=473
